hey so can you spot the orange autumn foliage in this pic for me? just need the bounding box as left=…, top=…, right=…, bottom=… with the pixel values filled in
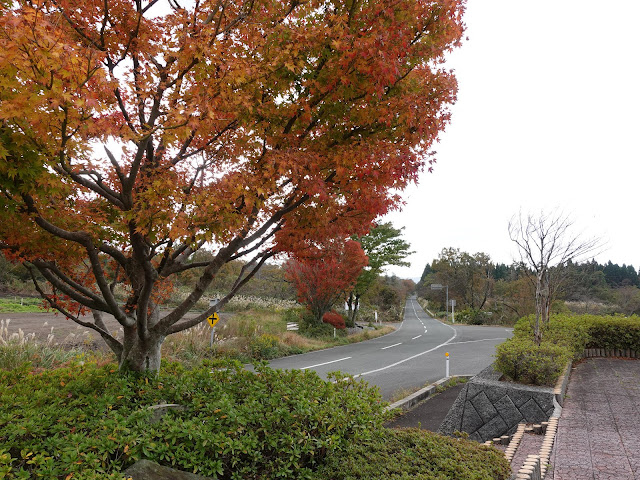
left=0, top=0, right=465, bottom=371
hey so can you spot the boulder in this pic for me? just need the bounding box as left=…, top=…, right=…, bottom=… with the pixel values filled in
left=123, top=459, right=212, bottom=480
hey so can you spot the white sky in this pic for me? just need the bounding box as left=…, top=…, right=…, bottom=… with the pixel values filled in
left=384, top=0, right=640, bottom=280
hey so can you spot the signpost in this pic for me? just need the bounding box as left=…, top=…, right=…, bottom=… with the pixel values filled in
left=208, top=299, right=220, bottom=347
left=430, top=283, right=449, bottom=321
left=449, top=299, right=456, bottom=323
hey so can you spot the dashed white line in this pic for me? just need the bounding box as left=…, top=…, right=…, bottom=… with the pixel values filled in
left=411, top=335, right=422, bottom=340
left=355, top=333, right=457, bottom=378
left=301, top=357, right=352, bottom=370
left=381, top=342, right=403, bottom=350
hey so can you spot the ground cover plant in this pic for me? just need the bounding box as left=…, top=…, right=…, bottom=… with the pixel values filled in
left=495, top=313, right=640, bottom=385
left=0, top=360, right=512, bottom=480
left=0, top=360, right=389, bottom=479
left=312, top=428, right=511, bottom=480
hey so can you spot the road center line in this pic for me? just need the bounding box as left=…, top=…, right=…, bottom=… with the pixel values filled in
left=348, top=299, right=458, bottom=379
left=411, top=335, right=422, bottom=340
left=355, top=332, right=457, bottom=379
left=381, top=343, right=402, bottom=350
left=301, top=357, right=352, bottom=370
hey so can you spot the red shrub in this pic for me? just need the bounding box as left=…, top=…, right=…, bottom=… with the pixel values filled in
left=322, top=311, right=346, bottom=329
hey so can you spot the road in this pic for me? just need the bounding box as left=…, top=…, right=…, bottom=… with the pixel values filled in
left=267, top=297, right=512, bottom=400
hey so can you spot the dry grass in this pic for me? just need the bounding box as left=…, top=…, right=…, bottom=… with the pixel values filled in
left=279, top=331, right=326, bottom=350
left=0, top=308, right=398, bottom=368
left=0, top=319, right=95, bottom=370
left=388, top=387, right=419, bottom=404
left=346, top=326, right=394, bottom=343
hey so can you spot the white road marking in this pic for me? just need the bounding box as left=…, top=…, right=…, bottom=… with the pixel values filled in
left=381, top=343, right=402, bottom=350
left=446, top=338, right=507, bottom=346
left=411, top=335, right=422, bottom=340
left=351, top=300, right=458, bottom=378
left=354, top=332, right=457, bottom=378
left=301, top=357, right=352, bottom=370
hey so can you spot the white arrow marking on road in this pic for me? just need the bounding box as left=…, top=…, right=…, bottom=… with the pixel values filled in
left=301, top=357, right=352, bottom=370
left=381, top=342, right=402, bottom=350
left=411, top=335, right=422, bottom=340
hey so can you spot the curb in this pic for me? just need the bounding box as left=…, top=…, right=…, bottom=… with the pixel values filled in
left=384, top=375, right=474, bottom=413
left=508, top=361, right=573, bottom=479
left=553, top=361, right=572, bottom=407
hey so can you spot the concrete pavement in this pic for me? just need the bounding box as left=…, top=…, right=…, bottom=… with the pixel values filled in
left=550, top=358, right=640, bottom=480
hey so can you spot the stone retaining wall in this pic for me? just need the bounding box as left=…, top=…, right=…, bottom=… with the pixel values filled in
left=438, top=364, right=557, bottom=443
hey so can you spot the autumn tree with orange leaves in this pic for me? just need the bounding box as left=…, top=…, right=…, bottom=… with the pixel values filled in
left=0, top=0, right=465, bottom=372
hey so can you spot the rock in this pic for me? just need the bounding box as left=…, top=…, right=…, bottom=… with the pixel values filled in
left=147, top=403, right=185, bottom=424
left=124, top=459, right=212, bottom=480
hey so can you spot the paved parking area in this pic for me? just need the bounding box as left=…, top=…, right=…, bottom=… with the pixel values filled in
left=550, top=358, right=640, bottom=480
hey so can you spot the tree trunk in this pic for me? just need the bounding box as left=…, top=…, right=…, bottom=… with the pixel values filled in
left=119, top=330, right=165, bottom=373
left=345, top=292, right=359, bottom=327
left=534, top=273, right=544, bottom=345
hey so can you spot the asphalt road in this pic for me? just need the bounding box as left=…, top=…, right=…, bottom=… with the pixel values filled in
left=267, top=297, right=512, bottom=400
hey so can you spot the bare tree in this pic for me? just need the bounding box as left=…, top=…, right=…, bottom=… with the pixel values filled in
left=508, top=211, right=602, bottom=344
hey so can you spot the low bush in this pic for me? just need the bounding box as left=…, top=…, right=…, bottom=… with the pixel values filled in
left=495, top=337, right=572, bottom=385
left=0, top=360, right=388, bottom=479
left=578, top=315, right=640, bottom=351
left=322, top=311, right=346, bottom=329
left=497, top=313, right=640, bottom=385
left=312, top=428, right=511, bottom=480
left=456, top=308, right=491, bottom=325
left=248, top=333, right=283, bottom=360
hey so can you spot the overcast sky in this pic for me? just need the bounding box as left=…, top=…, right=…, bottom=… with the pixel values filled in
left=383, top=0, right=640, bottom=280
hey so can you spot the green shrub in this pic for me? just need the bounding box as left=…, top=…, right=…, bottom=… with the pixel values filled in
left=498, top=313, right=640, bottom=385
left=312, top=428, right=511, bottom=480
left=282, top=306, right=306, bottom=325
left=248, top=333, right=283, bottom=360
left=456, top=308, right=490, bottom=325
left=299, top=311, right=336, bottom=338
left=513, top=314, right=640, bottom=354
left=495, top=337, right=572, bottom=386
left=0, top=360, right=388, bottom=479
left=579, top=315, right=640, bottom=351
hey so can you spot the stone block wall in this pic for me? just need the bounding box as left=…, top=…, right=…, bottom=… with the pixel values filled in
left=438, top=365, right=556, bottom=442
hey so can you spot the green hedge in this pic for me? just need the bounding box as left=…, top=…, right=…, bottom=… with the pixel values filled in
left=0, top=360, right=388, bottom=479
left=496, top=314, right=640, bottom=386
left=312, top=428, right=511, bottom=480
left=495, top=338, right=572, bottom=386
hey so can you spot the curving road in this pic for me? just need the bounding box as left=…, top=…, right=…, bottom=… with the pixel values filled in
left=267, top=297, right=511, bottom=400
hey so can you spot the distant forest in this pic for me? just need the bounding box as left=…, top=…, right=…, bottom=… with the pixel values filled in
left=417, top=248, right=640, bottom=324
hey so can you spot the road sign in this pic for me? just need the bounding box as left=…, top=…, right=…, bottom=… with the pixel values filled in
left=207, top=312, right=220, bottom=328
left=449, top=299, right=456, bottom=307
left=430, top=284, right=443, bottom=290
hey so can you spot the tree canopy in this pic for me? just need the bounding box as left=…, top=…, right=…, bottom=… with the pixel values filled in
left=346, top=222, right=412, bottom=325
left=0, top=0, right=465, bottom=371
left=285, top=239, right=367, bottom=324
